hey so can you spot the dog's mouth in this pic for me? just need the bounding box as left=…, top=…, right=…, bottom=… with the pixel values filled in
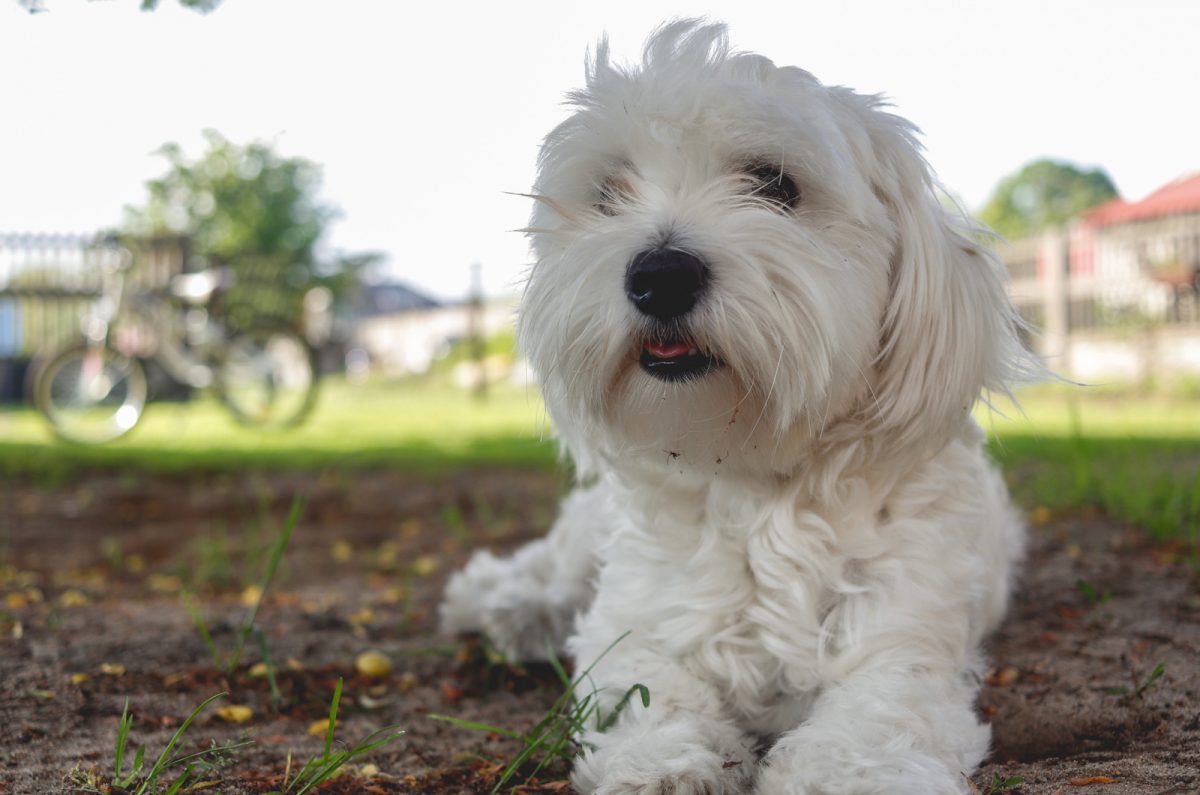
left=639, top=338, right=722, bottom=382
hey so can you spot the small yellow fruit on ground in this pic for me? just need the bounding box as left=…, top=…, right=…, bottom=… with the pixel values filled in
left=355, top=650, right=393, bottom=678
left=216, top=705, right=253, bottom=723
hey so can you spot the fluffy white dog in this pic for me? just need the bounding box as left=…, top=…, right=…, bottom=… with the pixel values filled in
left=441, top=20, right=1036, bottom=795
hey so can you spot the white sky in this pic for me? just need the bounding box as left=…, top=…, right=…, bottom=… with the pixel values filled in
left=1, top=0, right=1198, bottom=300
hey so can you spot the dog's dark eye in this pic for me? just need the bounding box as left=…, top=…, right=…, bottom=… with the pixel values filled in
left=595, top=175, right=632, bottom=216
left=745, top=165, right=800, bottom=209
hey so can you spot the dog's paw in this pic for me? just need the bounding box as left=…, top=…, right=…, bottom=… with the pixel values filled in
left=439, top=549, right=573, bottom=661
left=572, top=719, right=755, bottom=795
left=592, top=771, right=733, bottom=795
left=753, top=746, right=968, bottom=795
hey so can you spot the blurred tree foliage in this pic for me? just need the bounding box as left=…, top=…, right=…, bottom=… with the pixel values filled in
left=125, top=130, right=376, bottom=330
left=980, top=159, right=1118, bottom=239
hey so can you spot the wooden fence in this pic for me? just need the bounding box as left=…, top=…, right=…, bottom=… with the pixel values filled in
left=0, top=233, right=184, bottom=400
left=998, top=214, right=1200, bottom=382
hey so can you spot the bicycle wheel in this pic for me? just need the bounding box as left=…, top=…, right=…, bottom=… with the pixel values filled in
left=216, top=328, right=318, bottom=429
left=34, top=343, right=148, bottom=443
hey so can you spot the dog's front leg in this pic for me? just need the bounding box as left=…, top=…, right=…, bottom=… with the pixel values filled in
left=568, top=640, right=758, bottom=795
left=753, top=655, right=990, bottom=795
left=439, top=484, right=611, bottom=661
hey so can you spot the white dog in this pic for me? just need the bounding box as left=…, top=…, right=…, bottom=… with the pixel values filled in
left=442, top=21, right=1035, bottom=795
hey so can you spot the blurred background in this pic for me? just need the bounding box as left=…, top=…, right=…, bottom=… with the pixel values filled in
left=1, top=0, right=1199, bottom=453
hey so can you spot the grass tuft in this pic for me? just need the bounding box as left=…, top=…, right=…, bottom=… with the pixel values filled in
left=69, top=691, right=248, bottom=795
left=267, top=677, right=405, bottom=795
left=1105, top=661, right=1167, bottom=699
left=181, top=494, right=306, bottom=677
left=431, top=632, right=649, bottom=793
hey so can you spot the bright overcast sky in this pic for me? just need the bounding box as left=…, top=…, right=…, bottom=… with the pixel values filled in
left=1, top=0, right=1197, bottom=299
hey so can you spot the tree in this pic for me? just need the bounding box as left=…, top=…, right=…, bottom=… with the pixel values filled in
left=124, top=130, right=374, bottom=329
left=979, top=159, right=1118, bottom=239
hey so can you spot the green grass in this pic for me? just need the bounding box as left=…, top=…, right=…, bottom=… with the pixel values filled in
left=184, top=495, right=306, bottom=677
left=68, top=691, right=249, bottom=795
left=2, top=379, right=1197, bottom=544
left=0, top=377, right=557, bottom=479
left=431, top=632, right=649, bottom=793
left=979, top=388, right=1200, bottom=545
left=268, top=677, right=405, bottom=795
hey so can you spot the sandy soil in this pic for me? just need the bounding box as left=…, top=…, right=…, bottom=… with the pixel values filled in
left=0, top=469, right=1196, bottom=794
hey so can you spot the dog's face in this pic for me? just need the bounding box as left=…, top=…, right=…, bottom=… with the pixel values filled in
left=520, top=22, right=1027, bottom=478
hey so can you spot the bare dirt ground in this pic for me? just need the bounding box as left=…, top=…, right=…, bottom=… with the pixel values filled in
left=1, top=469, right=1197, bottom=795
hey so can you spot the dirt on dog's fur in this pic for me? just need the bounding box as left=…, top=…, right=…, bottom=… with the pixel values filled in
left=1, top=470, right=1196, bottom=794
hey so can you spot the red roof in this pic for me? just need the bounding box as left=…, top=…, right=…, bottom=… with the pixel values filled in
left=1083, top=172, right=1200, bottom=227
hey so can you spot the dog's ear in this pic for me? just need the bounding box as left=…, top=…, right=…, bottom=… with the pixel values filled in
left=857, top=102, right=1036, bottom=456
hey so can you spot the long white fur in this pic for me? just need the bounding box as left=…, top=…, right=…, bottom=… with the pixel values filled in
left=441, top=20, right=1036, bottom=795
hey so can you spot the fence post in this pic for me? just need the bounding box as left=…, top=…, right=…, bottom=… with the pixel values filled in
left=1041, top=229, right=1068, bottom=371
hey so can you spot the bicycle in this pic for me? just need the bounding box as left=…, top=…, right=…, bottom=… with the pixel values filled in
left=32, top=242, right=319, bottom=443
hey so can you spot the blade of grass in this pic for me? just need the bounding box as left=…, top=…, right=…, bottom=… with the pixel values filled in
left=227, top=494, right=306, bottom=674
left=324, top=677, right=342, bottom=759
left=433, top=631, right=642, bottom=793
left=427, top=714, right=527, bottom=742
left=181, top=590, right=225, bottom=671
left=132, top=691, right=228, bottom=795
left=114, top=698, right=132, bottom=783
left=254, top=626, right=283, bottom=708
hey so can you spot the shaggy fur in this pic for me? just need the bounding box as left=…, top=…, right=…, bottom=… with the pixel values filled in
left=441, top=20, right=1037, bottom=795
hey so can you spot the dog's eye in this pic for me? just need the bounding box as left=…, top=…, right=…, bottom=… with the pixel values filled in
left=595, top=175, right=633, bottom=216
left=745, top=165, right=800, bottom=209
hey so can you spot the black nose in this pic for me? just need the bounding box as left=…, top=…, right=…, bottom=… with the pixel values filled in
left=625, top=249, right=709, bottom=320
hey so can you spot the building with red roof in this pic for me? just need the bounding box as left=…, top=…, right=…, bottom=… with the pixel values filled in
left=1083, top=173, right=1200, bottom=227
left=999, top=171, right=1200, bottom=382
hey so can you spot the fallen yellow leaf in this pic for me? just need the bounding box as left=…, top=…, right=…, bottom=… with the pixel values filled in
left=70, top=673, right=91, bottom=685
left=374, top=542, right=399, bottom=569
left=239, top=585, right=263, bottom=607
left=59, top=589, right=90, bottom=607
left=248, top=662, right=270, bottom=678
left=216, top=705, right=253, bottom=723
left=148, top=574, right=182, bottom=593
left=378, top=587, right=406, bottom=604
left=331, top=540, right=353, bottom=563
left=985, top=667, right=1020, bottom=686
left=356, top=650, right=393, bottom=678
left=100, top=663, right=126, bottom=676
left=411, top=555, right=439, bottom=577
left=308, top=718, right=337, bottom=736
left=1070, top=776, right=1117, bottom=786
left=350, top=608, right=376, bottom=626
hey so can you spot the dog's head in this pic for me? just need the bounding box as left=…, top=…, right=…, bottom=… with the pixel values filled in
left=520, top=21, right=1032, bottom=479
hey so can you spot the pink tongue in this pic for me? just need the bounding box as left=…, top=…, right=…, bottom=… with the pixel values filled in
left=646, top=341, right=692, bottom=359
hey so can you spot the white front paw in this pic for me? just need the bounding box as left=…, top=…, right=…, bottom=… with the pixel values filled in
left=754, top=745, right=967, bottom=795
left=572, top=719, right=755, bottom=795
left=439, top=550, right=572, bottom=661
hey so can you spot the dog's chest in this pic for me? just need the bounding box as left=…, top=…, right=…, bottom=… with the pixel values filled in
left=615, top=489, right=847, bottom=732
